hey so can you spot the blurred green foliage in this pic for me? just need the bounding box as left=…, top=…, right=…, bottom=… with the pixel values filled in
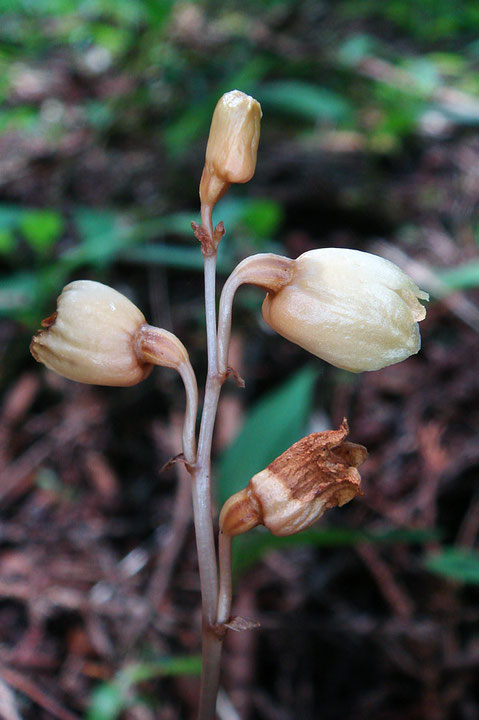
left=87, top=655, right=201, bottom=720
left=1, top=0, right=479, bottom=323
left=235, top=526, right=440, bottom=575
left=0, top=196, right=284, bottom=324
left=0, top=1, right=478, bottom=704
left=425, top=547, right=479, bottom=585
left=217, top=365, right=318, bottom=506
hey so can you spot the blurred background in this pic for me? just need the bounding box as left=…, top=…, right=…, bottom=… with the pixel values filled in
left=1, top=1, right=479, bottom=718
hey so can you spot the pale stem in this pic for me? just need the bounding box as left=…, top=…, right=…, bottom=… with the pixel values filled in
left=217, top=253, right=295, bottom=375
left=135, top=326, right=197, bottom=465
left=217, top=531, right=233, bottom=625
left=192, top=247, right=294, bottom=718
left=192, top=202, right=227, bottom=720
left=202, top=204, right=218, bottom=376
left=217, top=272, right=243, bottom=377
left=178, top=360, right=198, bottom=467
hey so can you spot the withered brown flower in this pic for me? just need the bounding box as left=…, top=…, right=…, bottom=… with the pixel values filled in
left=220, top=419, right=367, bottom=537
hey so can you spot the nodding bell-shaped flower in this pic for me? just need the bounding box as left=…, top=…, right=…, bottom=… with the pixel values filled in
left=199, top=89, right=262, bottom=208
left=220, top=419, right=366, bottom=537
left=30, top=280, right=189, bottom=386
left=262, top=248, right=429, bottom=373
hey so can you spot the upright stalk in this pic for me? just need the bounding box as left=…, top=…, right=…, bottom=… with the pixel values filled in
left=217, top=531, right=233, bottom=626
left=192, top=203, right=227, bottom=720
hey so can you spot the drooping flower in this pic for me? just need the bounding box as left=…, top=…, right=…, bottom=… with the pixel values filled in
left=31, top=280, right=188, bottom=386
left=262, top=248, right=429, bottom=372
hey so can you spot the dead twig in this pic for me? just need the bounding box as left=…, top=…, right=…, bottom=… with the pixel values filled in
left=0, top=665, right=81, bottom=720
left=0, top=676, right=22, bottom=720
left=148, top=412, right=192, bottom=609
left=356, top=544, right=414, bottom=619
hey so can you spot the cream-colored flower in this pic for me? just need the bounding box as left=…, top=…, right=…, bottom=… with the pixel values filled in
left=199, top=90, right=262, bottom=208
left=262, top=248, right=429, bottom=373
left=30, top=280, right=189, bottom=386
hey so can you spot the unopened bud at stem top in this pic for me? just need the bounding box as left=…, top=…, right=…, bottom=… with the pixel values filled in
left=200, top=90, right=262, bottom=209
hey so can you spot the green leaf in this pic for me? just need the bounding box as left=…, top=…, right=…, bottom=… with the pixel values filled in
left=91, top=23, right=131, bottom=55
left=0, top=106, right=39, bottom=133
left=0, top=229, right=16, bottom=255
left=338, top=34, right=375, bottom=65
left=239, top=198, right=283, bottom=239
left=0, top=271, right=42, bottom=313
left=234, top=526, right=440, bottom=575
left=123, top=656, right=202, bottom=683
left=402, top=57, right=441, bottom=93
left=87, top=683, right=126, bottom=720
left=212, top=197, right=283, bottom=243
left=259, top=81, right=352, bottom=123
left=74, top=208, right=119, bottom=243
left=138, top=0, right=175, bottom=26
left=87, top=656, right=201, bottom=720
left=437, top=260, right=479, bottom=290
left=65, top=208, right=130, bottom=267
left=0, top=205, right=26, bottom=230
left=144, top=211, right=200, bottom=237
left=19, top=209, right=64, bottom=256
left=121, top=242, right=234, bottom=273
left=425, top=547, right=479, bottom=585
left=217, top=366, right=318, bottom=506
left=0, top=265, right=68, bottom=324
left=85, top=101, right=114, bottom=130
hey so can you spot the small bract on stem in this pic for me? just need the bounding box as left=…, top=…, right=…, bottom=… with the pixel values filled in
left=30, top=89, right=428, bottom=720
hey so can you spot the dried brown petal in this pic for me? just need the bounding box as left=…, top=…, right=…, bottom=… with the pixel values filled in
left=220, top=419, right=367, bottom=537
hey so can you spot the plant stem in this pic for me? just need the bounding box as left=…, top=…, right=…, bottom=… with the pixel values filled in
left=192, top=203, right=226, bottom=720
left=217, top=531, right=233, bottom=625
left=178, top=360, right=198, bottom=467
left=217, top=253, right=295, bottom=374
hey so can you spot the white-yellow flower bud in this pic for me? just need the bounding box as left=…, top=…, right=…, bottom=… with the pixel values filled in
left=199, top=90, right=262, bottom=208
left=30, top=281, right=188, bottom=386
left=262, top=248, right=429, bottom=373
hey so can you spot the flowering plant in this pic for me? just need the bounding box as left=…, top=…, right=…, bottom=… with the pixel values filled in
left=31, top=90, right=427, bottom=720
